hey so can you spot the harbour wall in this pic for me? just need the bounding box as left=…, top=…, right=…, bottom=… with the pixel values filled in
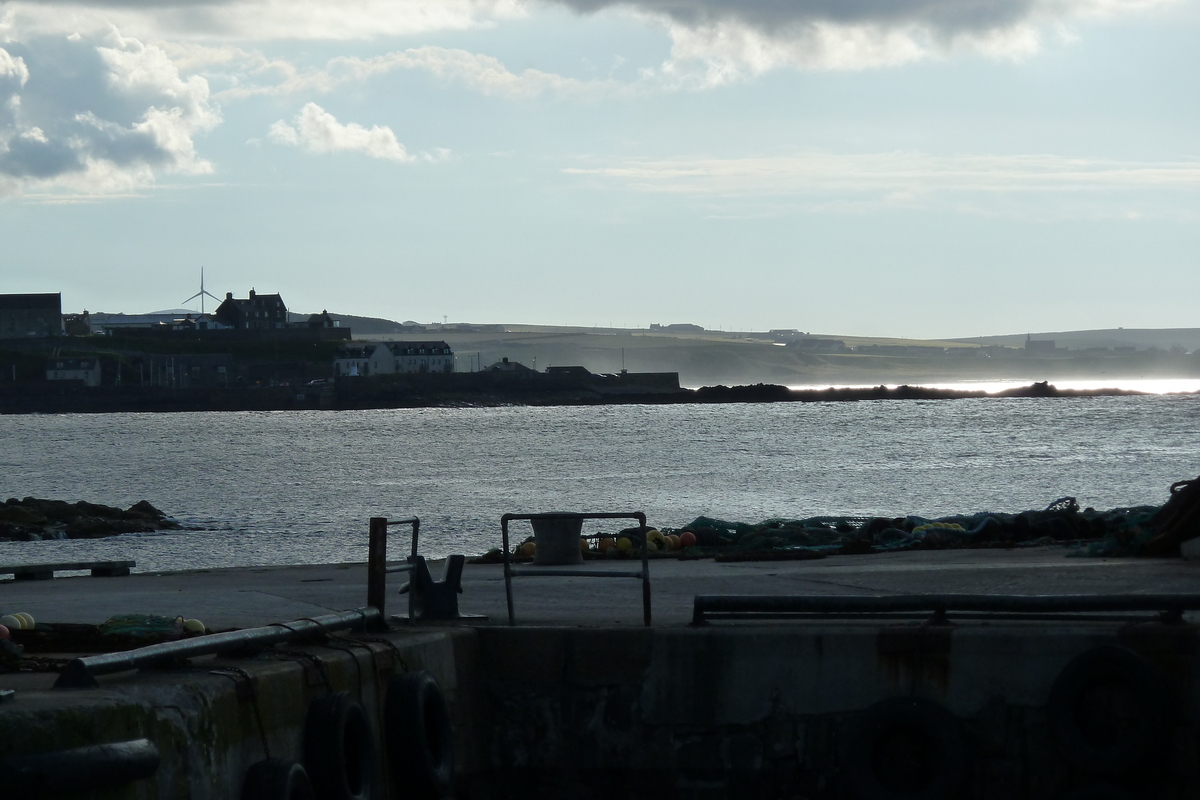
left=3, top=621, right=1198, bottom=798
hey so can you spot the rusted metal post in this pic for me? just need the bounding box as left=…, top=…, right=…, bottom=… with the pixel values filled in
left=367, top=517, right=388, bottom=617
left=502, top=516, right=515, bottom=626
left=637, top=511, right=651, bottom=627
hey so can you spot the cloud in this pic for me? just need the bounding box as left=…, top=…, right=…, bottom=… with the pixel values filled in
left=564, top=151, right=1200, bottom=213
left=0, top=1, right=525, bottom=42
left=268, top=102, right=416, bottom=162
left=553, top=0, right=1174, bottom=79
left=214, top=46, right=617, bottom=101
left=0, top=31, right=220, bottom=198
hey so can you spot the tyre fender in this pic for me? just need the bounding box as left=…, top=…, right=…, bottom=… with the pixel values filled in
left=1047, top=645, right=1172, bottom=778
left=384, top=670, right=455, bottom=799
left=844, top=696, right=967, bottom=800
left=241, top=758, right=315, bottom=800
left=304, top=691, right=382, bottom=800
left=1059, top=786, right=1138, bottom=800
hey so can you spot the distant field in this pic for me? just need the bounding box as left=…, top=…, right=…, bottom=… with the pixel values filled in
left=310, top=315, right=1197, bottom=386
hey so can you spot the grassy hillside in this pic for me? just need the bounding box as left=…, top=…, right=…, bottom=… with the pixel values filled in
left=299, top=317, right=1200, bottom=386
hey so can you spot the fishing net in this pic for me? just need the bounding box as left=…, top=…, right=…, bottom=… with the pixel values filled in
left=668, top=499, right=1166, bottom=558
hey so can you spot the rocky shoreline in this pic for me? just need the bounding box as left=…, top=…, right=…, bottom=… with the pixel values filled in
left=0, top=379, right=1174, bottom=415
left=0, top=498, right=180, bottom=542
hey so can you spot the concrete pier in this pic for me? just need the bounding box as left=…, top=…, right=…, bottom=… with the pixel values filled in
left=3, top=547, right=1195, bottom=629
left=3, top=549, right=1200, bottom=798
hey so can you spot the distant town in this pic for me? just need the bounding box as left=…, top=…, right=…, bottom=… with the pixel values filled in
left=2, top=289, right=1198, bottom=413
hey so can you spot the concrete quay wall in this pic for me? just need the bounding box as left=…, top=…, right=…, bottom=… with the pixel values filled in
left=3, top=620, right=1199, bottom=798
left=476, top=623, right=1200, bottom=799
left=0, top=628, right=484, bottom=799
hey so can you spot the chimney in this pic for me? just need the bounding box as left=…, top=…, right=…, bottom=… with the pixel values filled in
left=225, top=292, right=232, bottom=300
left=249, top=289, right=256, bottom=299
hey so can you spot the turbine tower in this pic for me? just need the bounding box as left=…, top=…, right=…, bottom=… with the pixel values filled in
left=183, top=267, right=221, bottom=315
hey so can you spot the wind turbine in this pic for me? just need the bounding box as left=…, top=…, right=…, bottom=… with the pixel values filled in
left=183, top=267, right=221, bottom=315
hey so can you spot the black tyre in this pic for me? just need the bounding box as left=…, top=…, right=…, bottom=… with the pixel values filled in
left=385, top=671, right=455, bottom=799
left=845, top=696, right=967, bottom=800
left=1059, top=786, right=1138, bottom=800
left=241, top=758, right=315, bottom=800
left=1047, top=645, right=1172, bottom=779
left=304, top=691, right=381, bottom=800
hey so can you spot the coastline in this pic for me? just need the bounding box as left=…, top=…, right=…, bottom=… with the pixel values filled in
left=0, top=378, right=1175, bottom=415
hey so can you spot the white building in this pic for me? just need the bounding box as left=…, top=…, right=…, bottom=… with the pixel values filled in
left=46, top=357, right=101, bottom=387
left=333, top=341, right=455, bottom=377
left=389, top=341, right=454, bottom=374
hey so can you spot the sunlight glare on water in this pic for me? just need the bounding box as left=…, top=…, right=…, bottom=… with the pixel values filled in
left=789, top=379, right=1200, bottom=394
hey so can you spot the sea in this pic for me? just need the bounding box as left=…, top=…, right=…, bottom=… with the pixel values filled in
left=2, top=379, right=1200, bottom=573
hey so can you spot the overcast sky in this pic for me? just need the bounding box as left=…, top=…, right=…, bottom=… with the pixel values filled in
left=1, top=0, right=1197, bottom=337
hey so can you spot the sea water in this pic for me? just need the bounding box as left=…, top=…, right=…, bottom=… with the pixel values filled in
left=2, top=393, right=1199, bottom=572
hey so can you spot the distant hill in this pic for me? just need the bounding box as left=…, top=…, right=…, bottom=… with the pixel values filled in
left=950, top=328, right=1200, bottom=351
left=289, top=312, right=416, bottom=335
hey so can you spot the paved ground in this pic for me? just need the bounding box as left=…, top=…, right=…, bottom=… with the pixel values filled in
left=2, top=547, right=1198, bottom=630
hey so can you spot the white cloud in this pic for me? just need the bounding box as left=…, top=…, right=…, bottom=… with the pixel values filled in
left=268, top=102, right=415, bottom=162
left=0, top=47, right=31, bottom=87
left=0, top=32, right=220, bottom=198
left=0, top=1, right=526, bottom=42
left=216, top=46, right=618, bottom=100
left=564, top=152, right=1200, bottom=206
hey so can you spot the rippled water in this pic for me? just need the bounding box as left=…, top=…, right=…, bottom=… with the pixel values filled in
left=2, top=394, right=1200, bottom=571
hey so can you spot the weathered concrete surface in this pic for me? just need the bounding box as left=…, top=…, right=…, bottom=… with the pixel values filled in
left=474, top=623, right=1200, bottom=799
left=0, top=626, right=483, bottom=799
left=4, top=548, right=1200, bottom=798
left=1, top=547, right=1197, bottom=629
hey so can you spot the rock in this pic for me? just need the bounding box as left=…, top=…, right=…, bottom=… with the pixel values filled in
left=66, top=518, right=117, bottom=539
left=128, top=500, right=166, bottom=518
left=0, top=505, right=47, bottom=526
left=0, top=497, right=180, bottom=542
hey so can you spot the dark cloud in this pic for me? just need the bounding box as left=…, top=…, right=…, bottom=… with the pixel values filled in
left=554, top=0, right=1044, bottom=35
left=0, top=134, right=84, bottom=178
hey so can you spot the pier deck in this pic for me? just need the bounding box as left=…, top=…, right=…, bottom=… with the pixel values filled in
left=2, top=547, right=1196, bottom=630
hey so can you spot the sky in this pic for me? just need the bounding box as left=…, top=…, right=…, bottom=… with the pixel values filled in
left=1, top=0, right=1197, bottom=338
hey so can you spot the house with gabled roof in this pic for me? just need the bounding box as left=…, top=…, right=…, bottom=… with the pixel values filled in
left=215, top=290, right=289, bottom=330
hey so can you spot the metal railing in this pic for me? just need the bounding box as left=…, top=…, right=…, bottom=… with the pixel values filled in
left=367, top=516, right=420, bottom=617
left=503, top=512, right=651, bottom=626
left=691, top=594, right=1200, bottom=625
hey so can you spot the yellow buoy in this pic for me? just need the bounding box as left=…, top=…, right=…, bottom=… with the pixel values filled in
left=520, top=541, right=536, bottom=557
left=598, top=537, right=617, bottom=553
left=183, top=619, right=206, bottom=634
left=13, top=612, right=33, bottom=629
left=616, top=537, right=632, bottom=551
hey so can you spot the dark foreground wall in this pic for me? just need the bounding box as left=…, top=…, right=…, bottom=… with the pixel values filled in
left=474, top=624, right=1200, bottom=799
left=3, top=621, right=1199, bottom=798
